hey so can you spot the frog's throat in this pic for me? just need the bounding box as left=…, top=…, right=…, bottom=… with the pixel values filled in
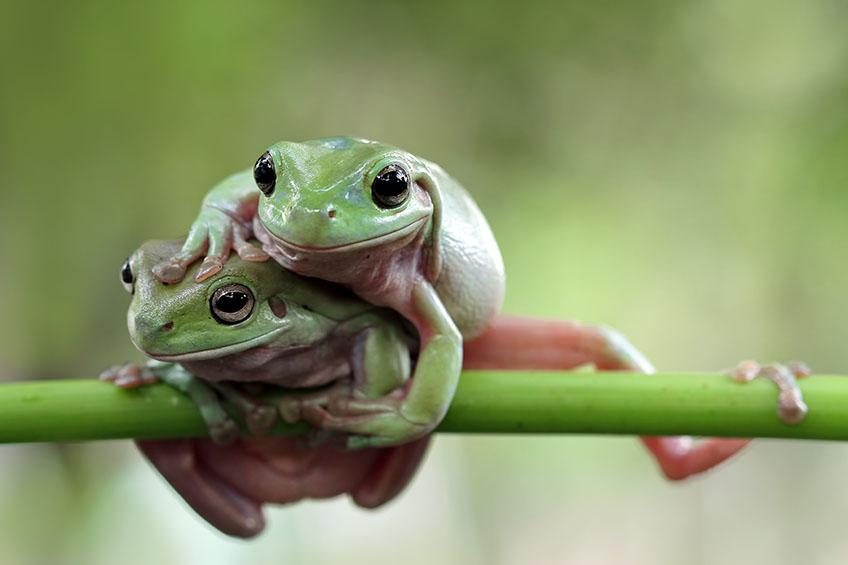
left=262, top=216, right=428, bottom=255
left=141, top=327, right=287, bottom=363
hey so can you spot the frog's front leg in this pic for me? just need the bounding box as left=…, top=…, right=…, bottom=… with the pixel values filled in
left=153, top=363, right=240, bottom=444
left=153, top=174, right=267, bottom=284
left=99, top=362, right=158, bottom=388
left=301, top=282, right=461, bottom=449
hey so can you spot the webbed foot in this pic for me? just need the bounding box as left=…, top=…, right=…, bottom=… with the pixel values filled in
left=728, top=360, right=811, bottom=424
left=152, top=208, right=267, bottom=284
left=99, top=362, right=158, bottom=388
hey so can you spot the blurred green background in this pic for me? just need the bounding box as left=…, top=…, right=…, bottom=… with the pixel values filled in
left=1, top=1, right=848, bottom=563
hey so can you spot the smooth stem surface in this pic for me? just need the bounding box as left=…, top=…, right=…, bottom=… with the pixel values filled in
left=1, top=373, right=847, bottom=443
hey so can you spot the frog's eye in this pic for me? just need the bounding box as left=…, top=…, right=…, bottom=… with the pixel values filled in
left=371, top=164, right=410, bottom=209
left=120, top=259, right=134, bottom=294
left=253, top=151, right=277, bottom=197
left=210, top=284, right=255, bottom=325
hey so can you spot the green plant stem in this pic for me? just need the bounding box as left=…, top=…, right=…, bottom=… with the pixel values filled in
left=0, top=372, right=847, bottom=443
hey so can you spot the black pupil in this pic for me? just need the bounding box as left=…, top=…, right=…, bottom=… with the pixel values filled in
left=121, top=261, right=133, bottom=284
left=254, top=152, right=276, bottom=195
left=372, top=165, right=409, bottom=206
left=216, top=291, right=249, bottom=313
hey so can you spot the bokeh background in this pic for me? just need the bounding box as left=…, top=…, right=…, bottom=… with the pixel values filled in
left=1, top=1, right=848, bottom=563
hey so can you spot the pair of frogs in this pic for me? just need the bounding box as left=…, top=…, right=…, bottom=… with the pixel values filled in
left=106, top=137, right=807, bottom=537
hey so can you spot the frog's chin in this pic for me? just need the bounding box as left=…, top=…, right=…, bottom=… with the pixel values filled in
left=263, top=216, right=428, bottom=257
left=141, top=328, right=286, bottom=363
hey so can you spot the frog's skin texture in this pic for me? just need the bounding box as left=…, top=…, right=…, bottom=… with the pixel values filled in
left=120, top=239, right=429, bottom=536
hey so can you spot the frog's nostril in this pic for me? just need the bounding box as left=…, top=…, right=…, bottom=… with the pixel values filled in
left=161, top=321, right=174, bottom=332
left=268, top=297, right=287, bottom=318
left=327, top=208, right=337, bottom=219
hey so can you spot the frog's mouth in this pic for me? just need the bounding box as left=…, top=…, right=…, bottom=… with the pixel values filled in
left=262, top=216, right=428, bottom=256
left=140, top=327, right=287, bottom=362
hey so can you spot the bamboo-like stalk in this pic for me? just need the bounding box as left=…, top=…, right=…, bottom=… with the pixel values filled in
left=0, top=372, right=846, bottom=443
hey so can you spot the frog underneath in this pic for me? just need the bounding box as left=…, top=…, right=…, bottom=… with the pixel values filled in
left=106, top=238, right=430, bottom=537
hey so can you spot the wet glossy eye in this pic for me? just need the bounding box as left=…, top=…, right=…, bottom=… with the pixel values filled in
left=210, top=284, right=255, bottom=325
left=371, top=164, right=410, bottom=208
left=253, top=151, right=276, bottom=196
left=120, top=259, right=134, bottom=294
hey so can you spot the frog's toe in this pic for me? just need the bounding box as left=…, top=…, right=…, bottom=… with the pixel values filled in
left=787, top=360, right=813, bottom=379
left=778, top=391, right=808, bottom=424
left=99, top=365, right=122, bottom=382
left=246, top=405, right=277, bottom=436
left=196, top=256, right=225, bottom=282
left=729, top=360, right=811, bottom=425
left=153, top=260, right=188, bottom=284
left=277, top=398, right=302, bottom=424
left=237, top=245, right=269, bottom=262
left=726, top=360, right=761, bottom=383
left=113, top=363, right=151, bottom=388
left=210, top=419, right=240, bottom=444
left=233, top=228, right=269, bottom=262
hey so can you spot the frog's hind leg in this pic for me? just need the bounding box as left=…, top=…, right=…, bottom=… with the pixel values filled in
left=463, top=315, right=653, bottom=372
left=463, top=314, right=750, bottom=480
left=137, top=439, right=265, bottom=538
left=351, top=436, right=432, bottom=508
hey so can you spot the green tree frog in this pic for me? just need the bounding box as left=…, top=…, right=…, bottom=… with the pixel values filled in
left=105, top=238, right=431, bottom=537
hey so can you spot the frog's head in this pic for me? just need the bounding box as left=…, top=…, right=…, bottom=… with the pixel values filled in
left=121, top=240, right=337, bottom=362
left=254, top=137, right=439, bottom=255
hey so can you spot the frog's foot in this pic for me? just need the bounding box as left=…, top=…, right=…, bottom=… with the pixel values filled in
left=99, top=363, right=158, bottom=389
left=232, top=223, right=269, bottom=262
left=153, top=208, right=267, bottom=284
left=727, top=360, right=811, bottom=424
left=208, top=382, right=277, bottom=436
left=641, top=437, right=751, bottom=481
left=300, top=392, right=433, bottom=449
left=277, top=382, right=354, bottom=424
left=208, top=418, right=241, bottom=445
